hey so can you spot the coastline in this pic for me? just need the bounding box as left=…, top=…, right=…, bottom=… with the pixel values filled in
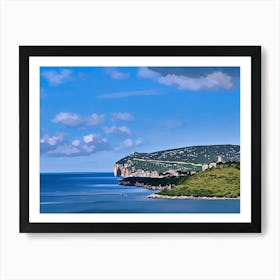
left=148, top=193, right=240, bottom=200
left=118, top=178, right=176, bottom=190
left=120, top=182, right=166, bottom=190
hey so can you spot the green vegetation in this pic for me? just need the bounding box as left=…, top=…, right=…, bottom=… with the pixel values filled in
left=116, top=144, right=240, bottom=174
left=158, top=163, right=240, bottom=198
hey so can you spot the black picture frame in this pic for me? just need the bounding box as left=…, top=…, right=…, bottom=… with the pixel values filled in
left=20, top=46, right=261, bottom=233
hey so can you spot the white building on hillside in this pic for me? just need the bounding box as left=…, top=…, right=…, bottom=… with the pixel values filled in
left=217, top=155, right=223, bottom=163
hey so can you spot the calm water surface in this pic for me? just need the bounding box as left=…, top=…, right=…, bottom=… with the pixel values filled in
left=40, top=172, right=240, bottom=213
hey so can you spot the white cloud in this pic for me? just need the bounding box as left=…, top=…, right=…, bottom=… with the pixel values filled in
left=72, top=139, right=80, bottom=146
left=103, top=126, right=131, bottom=135
left=138, top=67, right=234, bottom=91
left=44, top=135, right=109, bottom=157
left=104, top=67, right=129, bottom=80
left=206, top=71, right=233, bottom=89
left=42, top=133, right=142, bottom=156
left=52, top=112, right=106, bottom=127
left=41, top=69, right=72, bottom=86
left=52, top=112, right=82, bottom=127
left=111, top=112, right=134, bottom=122
left=86, top=113, right=105, bottom=126
left=40, top=134, right=64, bottom=153
left=158, top=71, right=233, bottom=91
left=83, top=134, right=99, bottom=143
left=137, top=67, right=160, bottom=80
left=97, top=90, right=159, bottom=99
left=78, top=136, right=109, bottom=156
left=40, top=134, right=64, bottom=146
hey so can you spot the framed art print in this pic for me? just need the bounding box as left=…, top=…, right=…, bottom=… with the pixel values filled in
left=19, top=46, right=261, bottom=233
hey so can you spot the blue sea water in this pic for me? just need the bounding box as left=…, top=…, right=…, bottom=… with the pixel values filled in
left=40, top=172, right=240, bottom=213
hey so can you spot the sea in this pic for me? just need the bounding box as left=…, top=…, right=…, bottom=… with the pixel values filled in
left=40, top=172, right=240, bottom=213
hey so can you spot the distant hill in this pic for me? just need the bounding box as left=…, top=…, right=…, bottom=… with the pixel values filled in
left=114, top=144, right=240, bottom=177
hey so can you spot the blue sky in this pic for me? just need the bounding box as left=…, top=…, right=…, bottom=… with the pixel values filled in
left=40, top=66, right=240, bottom=172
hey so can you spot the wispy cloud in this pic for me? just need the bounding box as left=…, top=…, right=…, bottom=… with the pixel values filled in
left=41, top=68, right=72, bottom=86
left=103, top=126, right=131, bottom=135
left=47, top=144, right=81, bottom=156
left=104, top=67, right=130, bottom=80
left=111, top=112, right=134, bottom=122
left=120, top=139, right=133, bottom=149
left=52, top=112, right=83, bottom=127
left=86, top=113, right=106, bottom=126
left=97, top=90, right=159, bottom=99
left=135, top=137, right=144, bottom=145
left=164, top=120, right=186, bottom=129
left=137, top=67, right=234, bottom=91
left=52, top=112, right=105, bottom=128
left=138, top=67, right=161, bottom=80
left=115, top=137, right=144, bottom=151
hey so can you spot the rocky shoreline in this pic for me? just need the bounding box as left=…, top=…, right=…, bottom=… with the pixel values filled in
left=148, top=194, right=240, bottom=200
left=119, top=181, right=167, bottom=190
left=118, top=176, right=181, bottom=190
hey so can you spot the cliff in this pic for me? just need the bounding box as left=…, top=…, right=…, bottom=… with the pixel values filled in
left=114, top=163, right=131, bottom=177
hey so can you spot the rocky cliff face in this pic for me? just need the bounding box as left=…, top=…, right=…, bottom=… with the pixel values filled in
left=114, top=163, right=160, bottom=178
left=114, top=163, right=131, bottom=177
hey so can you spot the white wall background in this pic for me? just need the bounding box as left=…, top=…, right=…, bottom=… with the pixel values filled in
left=0, top=0, right=279, bottom=279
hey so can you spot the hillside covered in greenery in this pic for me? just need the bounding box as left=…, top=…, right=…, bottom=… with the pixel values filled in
left=116, top=144, right=240, bottom=174
left=158, top=163, right=240, bottom=198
